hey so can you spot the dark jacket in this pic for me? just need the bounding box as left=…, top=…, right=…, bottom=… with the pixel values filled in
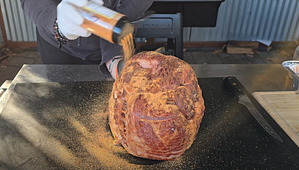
left=20, top=0, right=154, bottom=64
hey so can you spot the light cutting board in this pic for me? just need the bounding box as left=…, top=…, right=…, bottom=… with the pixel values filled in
left=253, top=91, right=299, bottom=147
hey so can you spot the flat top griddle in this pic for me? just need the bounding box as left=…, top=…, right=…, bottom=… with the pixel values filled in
left=0, top=77, right=298, bottom=170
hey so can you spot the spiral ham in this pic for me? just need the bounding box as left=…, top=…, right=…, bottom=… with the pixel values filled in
left=108, top=51, right=205, bottom=160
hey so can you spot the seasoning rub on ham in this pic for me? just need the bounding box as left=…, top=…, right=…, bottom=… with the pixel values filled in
left=108, top=51, right=205, bottom=160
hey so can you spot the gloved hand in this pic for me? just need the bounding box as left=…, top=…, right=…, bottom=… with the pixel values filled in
left=57, top=0, right=104, bottom=40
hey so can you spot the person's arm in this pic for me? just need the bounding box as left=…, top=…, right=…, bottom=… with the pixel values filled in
left=20, top=0, right=58, bottom=36
left=22, top=0, right=103, bottom=40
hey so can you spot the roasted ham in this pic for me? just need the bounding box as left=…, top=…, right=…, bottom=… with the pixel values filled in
left=109, top=51, right=205, bottom=160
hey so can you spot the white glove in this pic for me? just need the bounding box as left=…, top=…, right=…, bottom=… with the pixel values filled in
left=57, top=0, right=104, bottom=40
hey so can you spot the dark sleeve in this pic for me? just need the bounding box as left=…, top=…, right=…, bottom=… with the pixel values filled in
left=100, top=0, right=154, bottom=65
left=99, top=39, right=123, bottom=64
left=20, top=0, right=58, bottom=36
left=116, top=0, right=155, bottom=22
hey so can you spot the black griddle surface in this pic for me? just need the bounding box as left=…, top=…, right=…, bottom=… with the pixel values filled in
left=1, top=78, right=298, bottom=169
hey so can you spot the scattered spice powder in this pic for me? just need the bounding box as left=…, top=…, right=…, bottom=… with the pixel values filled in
left=47, top=83, right=190, bottom=169
left=121, top=33, right=135, bottom=62
left=67, top=111, right=140, bottom=170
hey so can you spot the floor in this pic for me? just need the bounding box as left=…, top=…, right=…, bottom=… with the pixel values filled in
left=0, top=47, right=295, bottom=87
